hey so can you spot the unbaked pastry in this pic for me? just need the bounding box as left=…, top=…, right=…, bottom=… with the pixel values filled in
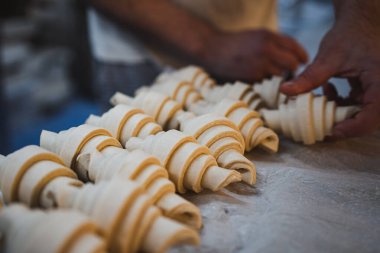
left=0, top=204, right=106, bottom=253
left=40, top=125, right=202, bottom=229
left=156, top=65, right=215, bottom=96
left=189, top=98, right=279, bottom=152
left=125, top=130, right=242, bottom=192
left=253, top=76, right=287, bottom=109
left=86, top=107, right=243, bottom=190
left=139, top=75, right=278, bottom=153
left=111, top=91, right=256, bottom=184
left=0, top=146, right=200, bottom=253
left=261, top=93, right=360, bottom=144
left=155, top=65, right=287, bottom=110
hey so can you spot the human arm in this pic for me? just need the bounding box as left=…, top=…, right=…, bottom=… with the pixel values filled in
left=87, top=0, right=307, bottom=81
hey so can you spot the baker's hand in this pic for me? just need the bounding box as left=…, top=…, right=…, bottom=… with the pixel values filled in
left=280, top=2, right=380, bottom=139
left=203, top=29, right=307, bottom=82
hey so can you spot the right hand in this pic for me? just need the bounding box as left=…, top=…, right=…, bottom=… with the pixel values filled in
left=202, top=29, right=308, bottom=82
left=280, top=1, right=380, bottom=139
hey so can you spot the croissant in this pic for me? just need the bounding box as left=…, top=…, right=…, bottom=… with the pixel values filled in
left=40, top=125, right=202, bottom=229
left=125, top=130, right=242, bottom=192
left=0, top=145, right=77, bottom=206
left=43, top=178, right=199, bottom=253
left=0, top=204, right=106, bottom=253
left=86, top=108, right=242, bottom=191
left=156, top=65, right=289, bottom=111
left=204, top=81, right=265, bottom=111
left=253, top=76, right=287, bottom=109
left=156, top=65, right=216, bottom=95
left=0, top=145, right=200, bottom=253
left=109, top=92, right=256, bottom=184
left=144, top=67, right=279, bottom=152
left=141, top=78, right=202, bottom=110
left=189, top=98, right=279, bottom=152
left=261, top=93, right=360, bottom=144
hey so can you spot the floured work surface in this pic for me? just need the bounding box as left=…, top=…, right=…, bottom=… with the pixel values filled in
left=172, top=131, right=380, bottom=253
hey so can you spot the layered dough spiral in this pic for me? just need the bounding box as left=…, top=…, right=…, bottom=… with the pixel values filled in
left=135, top=76, right=279, bottom=153
left=86, top=108, right=242, bottom=191
left=0, top=145, right=200, bottom=253
left=39, top=124, right=202, bottom=229
left=156, top=65, right=215, bottom=96
left=110, top=91, right=189, bottom=131
left=189, top=99, right=279, bottom=152
left=110, top=91, right=256, bottom=185
left=261, top=93, right=360, bottom=144
left=252, top=76, right=287, bottom=109
left=201, top=81, right=265, bottom=111
left=125, top=130, right=242, bottom=192
left=155, top=65, right=287, bottom=110
left=138, top=73, right=279, bottom=152
left=0, top=204, right=106, bottom=253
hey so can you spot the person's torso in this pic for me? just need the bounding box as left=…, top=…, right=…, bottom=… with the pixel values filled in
left=173, top=0, right=277, bottom=31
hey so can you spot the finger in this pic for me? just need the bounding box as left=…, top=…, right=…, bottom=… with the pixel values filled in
left=322, top=82, right=339, bottom=101
left=270, top=46, right=301, bottom=72
left=275, top=34, right=308, bottom=63
left=332, top=104, right=380, bottom=138
left=280, top=58, right=338, bottom=96
left=334, top=79, right=380, bottom=138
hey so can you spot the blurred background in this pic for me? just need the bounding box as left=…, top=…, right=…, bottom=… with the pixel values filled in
left=0, top=0, right=339, bottom=154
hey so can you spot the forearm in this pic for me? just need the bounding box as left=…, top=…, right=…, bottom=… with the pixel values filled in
left=87, top=0, right=219, bottom=63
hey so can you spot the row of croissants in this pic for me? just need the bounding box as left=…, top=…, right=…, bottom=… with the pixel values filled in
left=0, top=66, right=359, bottom=253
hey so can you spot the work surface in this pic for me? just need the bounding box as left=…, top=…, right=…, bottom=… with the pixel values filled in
left=173, top=132, right=380, bottom=253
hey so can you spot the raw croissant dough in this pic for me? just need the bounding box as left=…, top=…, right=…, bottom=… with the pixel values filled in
left=0, top=145, right=200, bottom=253
left=189, top=98, right=279, bottom=152
left=155, top=65, right=286, bottom=110
left=135, top=77, right=279, bottom=153
left=200, top=81, right=265, bottom=111
left=0, top=145, right=77, bottom=206
left=126, top=130, right=242, bottom=192
left=261, top=93, right=360, bottom=144
left=156, top=65, right=215, bottom=97
left=40, top=124, right=202, bottom=229
left=140, top=78, right=202, bottom=110
left=154, top=66, right=362, bottom=145
left=86, top=110, right=242, bottom=191
left=0, top=204, right=106, bottom=253
left=253, top=76, right=287, bottom=109
left=111, top=91, right=257, bottom=184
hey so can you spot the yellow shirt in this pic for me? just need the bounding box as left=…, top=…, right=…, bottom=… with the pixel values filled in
left=149, top=0, right=278, bottom=67
left=173, top=0, right=277, bottom=32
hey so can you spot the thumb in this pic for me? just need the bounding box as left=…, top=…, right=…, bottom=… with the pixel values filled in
left=280, top=58, right=337, bottom=96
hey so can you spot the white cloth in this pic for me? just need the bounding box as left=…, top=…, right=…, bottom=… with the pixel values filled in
left=87, top=8, right=150, bottom=64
